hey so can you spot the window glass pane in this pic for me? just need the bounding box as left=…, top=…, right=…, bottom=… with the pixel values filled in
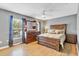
left=13, top=18, right=22, bottom=38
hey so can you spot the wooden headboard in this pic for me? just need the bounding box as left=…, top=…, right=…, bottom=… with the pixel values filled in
left=50, top=24, right=67, bottom=34
left=50, top=24, right=66, bottom=30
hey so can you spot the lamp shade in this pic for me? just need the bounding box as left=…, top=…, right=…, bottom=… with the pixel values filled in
left=45, top=25, right=48, bottom=33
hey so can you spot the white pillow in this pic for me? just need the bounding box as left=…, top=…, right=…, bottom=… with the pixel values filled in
left=55, top=29, right=65, bottom=34
left=48, top=29, right=56, bottom=34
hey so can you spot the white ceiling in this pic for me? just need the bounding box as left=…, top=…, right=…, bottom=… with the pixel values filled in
left=0, top=3, right=78, bottom=20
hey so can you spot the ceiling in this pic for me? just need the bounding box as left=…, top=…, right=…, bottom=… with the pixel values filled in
left=0, top=3, right=78, bottom=20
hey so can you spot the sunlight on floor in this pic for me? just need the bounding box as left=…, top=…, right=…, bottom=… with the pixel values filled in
left=0, top=41, right=77, bottom=56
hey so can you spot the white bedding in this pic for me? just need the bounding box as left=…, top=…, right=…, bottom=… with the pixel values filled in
left=38, top=33, right=65, bottom=49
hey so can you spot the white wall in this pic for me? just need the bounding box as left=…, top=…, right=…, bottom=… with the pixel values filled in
left=0, top=9, right=26, bottom=47
left=46, top=14, right=77, bottom=34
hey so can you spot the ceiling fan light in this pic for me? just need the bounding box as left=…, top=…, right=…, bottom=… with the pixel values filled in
left=42, top=14, right=46, bottom=18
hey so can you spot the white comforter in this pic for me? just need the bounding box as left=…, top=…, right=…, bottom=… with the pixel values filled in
left=38, top=33, right=65, bottom=49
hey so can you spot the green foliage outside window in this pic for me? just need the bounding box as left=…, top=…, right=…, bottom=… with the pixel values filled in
left=13, top=20, right=20, bottom=35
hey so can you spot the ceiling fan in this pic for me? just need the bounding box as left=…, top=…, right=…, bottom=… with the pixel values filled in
left=42, top=9, right=47, bottom=18
left=36, top=9, right=53, bottom=20
left=41, top=9, right=53, bottom=19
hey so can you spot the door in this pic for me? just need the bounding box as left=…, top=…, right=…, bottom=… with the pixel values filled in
left=9, top=16, right=27, bottom=46
left=12, top=18, right=22, bottom=45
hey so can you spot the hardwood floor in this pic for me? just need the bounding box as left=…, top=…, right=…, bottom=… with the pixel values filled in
left=0, top=41, right=78, bottom=56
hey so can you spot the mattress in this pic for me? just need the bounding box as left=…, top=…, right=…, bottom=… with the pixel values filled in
left=38, top=33, right=65, bottom=49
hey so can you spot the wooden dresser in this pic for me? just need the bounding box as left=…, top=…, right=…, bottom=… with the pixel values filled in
left=25, top=31, right=40, bottom=44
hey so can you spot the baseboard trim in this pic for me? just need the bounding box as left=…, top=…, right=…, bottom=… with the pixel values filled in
left=0, top=42, right=22, bottom=50
left=13, top=42, right=22, bottom=46
left=0, top=45, right=9, bottom=50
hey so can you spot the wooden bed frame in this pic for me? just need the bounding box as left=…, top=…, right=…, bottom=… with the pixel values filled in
left=37, top=24, right=67, bottom=51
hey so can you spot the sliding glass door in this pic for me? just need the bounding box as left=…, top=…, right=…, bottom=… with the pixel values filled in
left=9, top=15, right=27, bottom=47
left=12, top=18, right=22, bottom=45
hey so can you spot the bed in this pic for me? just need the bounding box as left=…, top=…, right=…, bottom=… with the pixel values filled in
left=37, top=24, right=67, bottom=51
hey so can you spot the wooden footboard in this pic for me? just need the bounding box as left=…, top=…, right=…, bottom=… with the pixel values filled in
left=38, top=37, right=60, bottom=51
